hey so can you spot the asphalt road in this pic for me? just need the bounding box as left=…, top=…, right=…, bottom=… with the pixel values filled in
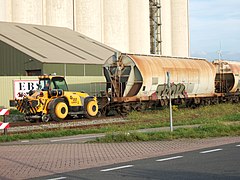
left=33, top=143, right=240, bottom=180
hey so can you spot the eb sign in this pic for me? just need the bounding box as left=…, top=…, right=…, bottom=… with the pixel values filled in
left=13, top=80, right=38, bottom=99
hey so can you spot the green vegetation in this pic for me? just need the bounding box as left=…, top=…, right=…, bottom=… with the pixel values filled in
left=95, top=103, right=240, bottom=142
left=0, top=128, right=105, bottom=143
left=0, top=103, right=240, bottom=143
left=9, top=109, right=23, bottom=115
left=0, top=109, right=24, bottom=122
left=95, top=124, right=240, bottom=143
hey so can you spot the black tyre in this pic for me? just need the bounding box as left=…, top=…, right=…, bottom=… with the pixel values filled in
left=49, top=98, right=68, bottom=121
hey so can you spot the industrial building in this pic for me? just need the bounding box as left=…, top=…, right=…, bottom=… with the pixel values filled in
left=0, top=22, right=117, bottom=76
left=0, top=0, right=189, bottom=57
left=0, top=22, right=117, bottom=107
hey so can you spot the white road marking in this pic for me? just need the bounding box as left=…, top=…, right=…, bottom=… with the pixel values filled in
left=200, top=148, right=223, bottom=154
left=156, top=156, right=183, bottom=162
left=236, top=145, right=240, bottom=147
left=50, top=135, right=105, bottom=142
left=21, top=140, right=30, bottom=143
left=46, top=177, right=66, bottom=180
left=101, top=165, right=134, bottom=172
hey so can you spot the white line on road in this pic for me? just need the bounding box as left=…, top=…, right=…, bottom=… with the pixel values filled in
left=200, top=148, right=223, bottom=154
left=156, top=156, right=183, bottom=162
left=101, top=165, right=134, bottom=172
left=46, top=177, right=67, bottom=180
left=50, top=135, right=105, bottom=142
left=236, top=145, right=240, bottom=147
left=21, top=140, right=30, bottom=143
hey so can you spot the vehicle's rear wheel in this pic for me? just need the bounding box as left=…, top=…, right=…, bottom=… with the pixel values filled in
left=85, top=98, right=98, bottom=118
left=50, top=98, right=68, bottom=121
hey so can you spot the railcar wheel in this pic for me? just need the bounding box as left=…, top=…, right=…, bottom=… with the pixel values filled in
left=24, top=115, right=36, bottom=123
left=42, top=114, right=51, bottom=122
left=100, top=106, right=110, bottom=116
left=138, top=103, right=146, bottom=112
left=50, top=98, right=68, bottom=121
left=204, top=99, right=211, bottom=106
left=233, top=96, right=239, bottom=103
left=160, top=99, right=165, bottom=107
left=85, top=98, right=98, bottom=118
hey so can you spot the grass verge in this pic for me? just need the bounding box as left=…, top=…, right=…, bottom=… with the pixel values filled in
left=0, top=103, right=240, bottom=143
left=95, top=123, right=240, bottom=143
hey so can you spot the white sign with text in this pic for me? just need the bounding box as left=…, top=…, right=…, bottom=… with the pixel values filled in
left=13, top=80, right=38, bottom=99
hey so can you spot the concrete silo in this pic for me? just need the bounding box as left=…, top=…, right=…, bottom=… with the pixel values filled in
left=0, top=0, right=12, bottom=22
left=128, top=0, right=150, bottom=54
left=11, top=0, right=43, bottom=24
left=160, top=0, right=172, bottom=56
left=75, top=0, right=103, bottom=42
left=171, top=0, right=189, bottom=57
left=45, top=0, right=73, bottom=29
left=103, top=0, right=129, bottom=52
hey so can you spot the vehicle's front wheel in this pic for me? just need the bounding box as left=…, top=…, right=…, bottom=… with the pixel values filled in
left=49, top=98, right=68, bottom=121
left=85, top=98, right=98, bottom=118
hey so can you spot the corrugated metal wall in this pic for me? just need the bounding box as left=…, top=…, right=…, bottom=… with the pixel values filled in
left=1, top=41, right=103, bottom=76
left=0, top=76, right=106, bottom=108
left=0, top=41, right=42, bottom=76
left=43, top=64, right=103, bottom=76
left=66, top=76, right=106, bottom=95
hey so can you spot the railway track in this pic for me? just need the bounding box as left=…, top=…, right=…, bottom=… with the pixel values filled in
left=7, top=116, right=128, bottom=134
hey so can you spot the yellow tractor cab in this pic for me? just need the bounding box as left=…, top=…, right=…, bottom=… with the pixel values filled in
left=38, top=75, right=68, bottom=92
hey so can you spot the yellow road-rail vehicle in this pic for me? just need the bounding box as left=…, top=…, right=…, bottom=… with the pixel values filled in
left=10, top=74, right=98, bottom=122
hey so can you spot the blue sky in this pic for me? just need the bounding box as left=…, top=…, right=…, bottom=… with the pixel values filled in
left=189, top=0, right=240, bottom=61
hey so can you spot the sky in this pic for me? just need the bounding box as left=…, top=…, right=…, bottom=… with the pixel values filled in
left=189, top=0, right=240, bottom=61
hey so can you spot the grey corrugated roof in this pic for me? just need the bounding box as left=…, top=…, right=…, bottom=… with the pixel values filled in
left=0, top=21, right=119, bottom=64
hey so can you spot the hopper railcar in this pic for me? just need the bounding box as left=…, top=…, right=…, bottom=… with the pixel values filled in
left=99, top=53, right=240, bottom=115
left=213, top=60, right=240, bottom=102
